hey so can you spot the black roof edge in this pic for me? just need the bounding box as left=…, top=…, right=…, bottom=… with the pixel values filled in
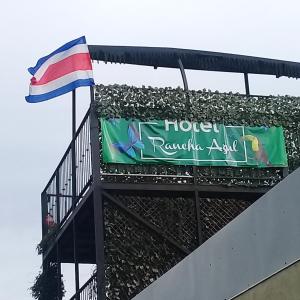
left=88, top=45, right=300, bottom=79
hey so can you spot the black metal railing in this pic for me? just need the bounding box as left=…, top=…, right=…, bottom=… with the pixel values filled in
left=70, top=274, right=97, bottom=300
left=41, top=109, right=92, bottom=236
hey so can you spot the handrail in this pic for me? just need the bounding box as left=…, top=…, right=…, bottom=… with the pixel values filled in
left=42, top=108, right=91, bottom=194
left=69, top=273, right=97, bottom=300
left=41, top=108, right=92, bottom=237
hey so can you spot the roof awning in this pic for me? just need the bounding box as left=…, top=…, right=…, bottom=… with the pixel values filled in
left=88, top=45, right=300, bottom=79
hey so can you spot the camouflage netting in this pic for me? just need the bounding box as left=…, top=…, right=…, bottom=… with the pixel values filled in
left=94, top=84, right=300, bottom=299
left=95, top=84, right=300, bottom=181
left=103, top=194, right=253, bottom=299
left=104, top=198, right=186, bottom=300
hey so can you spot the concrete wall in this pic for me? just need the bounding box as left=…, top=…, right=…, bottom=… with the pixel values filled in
left=133, top=168, right=300, bottom=300
left=235, top=260, right=300, bottom=300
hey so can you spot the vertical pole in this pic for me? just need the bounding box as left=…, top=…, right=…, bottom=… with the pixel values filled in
left=195, top=188, right=203, bottom=245
left=71, top=89, right=80, bottom=298
left=178, top=59, right=202, bottom=245
left=177, top=60, right=203, bottom=245
left=41, top=192, right=48, bottom=275
left=178, top=58, right=188, bottom=90
left=72, top=89, right=77, bottom=207
left=90, top=86, right=105, bottom=300
left=56, top=242, right=62, bottom=300
left=55, top=172, right=62, bottom=300
left=73, top=219, right=80, bottom=298
left=56, top=170, right=60, bottom=224
left=244, top=73, right=250, bottom=96
left=41, top=192, right=48, bottom=238
left=89, top=86, right=101, bottom=185
left=72, top=90, right=76, bottom=139
left=192, top=162, right=203, bottom=245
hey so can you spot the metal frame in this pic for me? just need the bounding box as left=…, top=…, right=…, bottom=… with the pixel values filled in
left=40, top=101, right=284, bottom=300
left=39, top=58, right=291, bottom=299
left=90, top=86, right=106, bottom=300
left=40, top=91, right=284, bottom=299
left=244, top=73, right=250, bottom=96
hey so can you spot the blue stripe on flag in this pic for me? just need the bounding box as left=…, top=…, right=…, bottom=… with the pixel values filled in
left=28, top=36, right=87, bottom=76
left=25, top=78, right=94, bottom=103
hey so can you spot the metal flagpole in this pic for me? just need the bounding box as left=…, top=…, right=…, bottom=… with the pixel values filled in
left=71, top=89, right=80, bottom=298
left=72, top=90, right=76, bottom=140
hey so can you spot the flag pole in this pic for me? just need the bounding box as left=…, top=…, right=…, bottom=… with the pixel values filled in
left=72, top=89, right=76, bottom=203
left=72, top=89, right=76, bottom=138
left=71, top=89, right=80, bottom=296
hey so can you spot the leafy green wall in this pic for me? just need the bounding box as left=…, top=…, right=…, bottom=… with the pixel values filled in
left=95, top=84, right=300, bottom=171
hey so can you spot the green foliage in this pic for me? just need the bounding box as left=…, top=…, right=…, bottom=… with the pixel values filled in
left=37, top=225, right=59, bottom=255
left=30, top=263, right=65, bottom=300
left=95, top=84, right=300, bottom=171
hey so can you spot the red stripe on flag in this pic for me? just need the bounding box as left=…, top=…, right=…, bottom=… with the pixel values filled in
left=31, top=53, right=92, bottom=85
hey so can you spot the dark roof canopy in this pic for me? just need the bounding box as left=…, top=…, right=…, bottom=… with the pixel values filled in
left=88, top=45, right=300, bottom=79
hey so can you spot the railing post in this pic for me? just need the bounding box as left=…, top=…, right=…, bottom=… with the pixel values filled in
left=90, top=86, right=106, bottom=299
left=41, top=191, right=48, bottom=237
left=55, top=170, right=60, bottom=224
left=56, top=242, right=62, bottom=300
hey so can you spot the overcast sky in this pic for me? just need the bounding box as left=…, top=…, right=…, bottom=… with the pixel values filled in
left=1, top=0, right=300, bottom=299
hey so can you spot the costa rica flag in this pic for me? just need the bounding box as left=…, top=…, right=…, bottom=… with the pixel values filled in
left=25, top=36, right=94, bottom=103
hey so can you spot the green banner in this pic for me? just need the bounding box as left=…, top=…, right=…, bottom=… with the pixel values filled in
left=101, top=118, right=288, bottom=167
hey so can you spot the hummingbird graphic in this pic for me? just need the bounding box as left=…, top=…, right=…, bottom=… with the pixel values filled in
left=112, top=123, right=144, bottom=158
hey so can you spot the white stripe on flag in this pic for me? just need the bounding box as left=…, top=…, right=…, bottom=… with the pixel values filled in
left=34, top=44, right=90, bottom=80
left=29, top=70, right=94, bottom=95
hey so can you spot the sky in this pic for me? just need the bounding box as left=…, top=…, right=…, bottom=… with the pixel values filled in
left=1, top=0, right=300, bottom=299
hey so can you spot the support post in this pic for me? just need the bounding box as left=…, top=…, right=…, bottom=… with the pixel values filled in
left=177, top=61, right=203, bottom=245
left=71, top=89, right=80, bottom=298
left=93, top=186, right=105, bottom=300
left=178, top=58, right=189, bottom=90
left=73, top=219, right=80, bottom=299
left=195, top=189, right=203, bottom=245
left=56, top=242, right=62, bottom=300
left=244, top=73, right=250, bottom=96
left=55, top=170, right=60, bottom=224
left=41, top=192, right=48, bottom=238
left=192, top=167, right=203, bottom=245
left=89, top=86, right=105, bottom=300
left=72, top=89, right=77, bottom=207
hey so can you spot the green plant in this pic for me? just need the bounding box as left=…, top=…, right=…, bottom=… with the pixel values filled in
left=30, top=263, right=65, bottom=300
left=37, top=224, right=59, bottom=255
